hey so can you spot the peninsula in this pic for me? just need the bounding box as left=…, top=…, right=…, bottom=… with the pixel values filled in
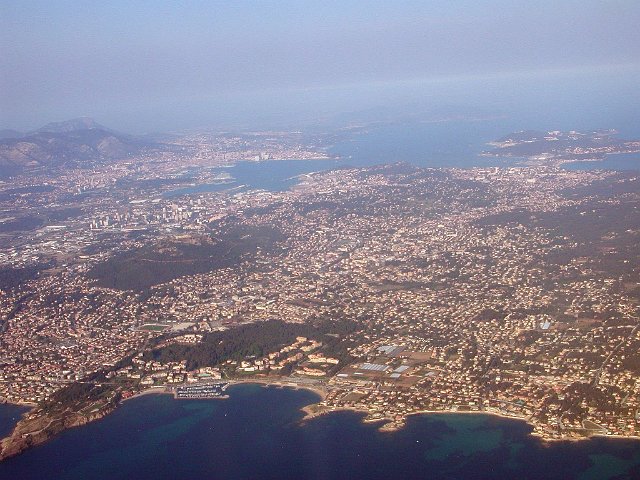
left=482, top=129, right=640, bottom=166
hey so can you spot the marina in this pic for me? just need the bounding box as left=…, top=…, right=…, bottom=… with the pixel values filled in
left=174, top=383, right=229, bottom=400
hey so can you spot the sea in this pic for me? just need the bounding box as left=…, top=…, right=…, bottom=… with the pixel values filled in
left=162, top=115, right=640, bottom=196
left=0, top=385, right=639, bottom=480
left=162, top=65, right=640, bottom=195
left=0, top=404, right=28, bottom=439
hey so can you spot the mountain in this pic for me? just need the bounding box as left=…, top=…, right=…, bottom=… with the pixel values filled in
left=34, top=117, right=113, bottom=134
left=0, top=118, right=153, bottom=175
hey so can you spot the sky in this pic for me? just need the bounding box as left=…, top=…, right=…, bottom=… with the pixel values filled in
left=1, top=0, right=639, bottom=132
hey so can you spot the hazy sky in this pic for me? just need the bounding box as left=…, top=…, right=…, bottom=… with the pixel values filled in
left=1, top=1, right=639, bottom=132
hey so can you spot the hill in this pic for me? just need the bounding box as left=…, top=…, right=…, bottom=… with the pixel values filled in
left=0, top=118, right=153, bottom=175
left=34, top=117, right=113, bottom=134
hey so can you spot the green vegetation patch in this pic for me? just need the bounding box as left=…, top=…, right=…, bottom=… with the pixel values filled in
left=148, top=319, right=358, bottom=370
left=88, top=226, right=285, bottom=291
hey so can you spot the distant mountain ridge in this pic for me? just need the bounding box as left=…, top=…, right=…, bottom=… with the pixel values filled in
left=34, top=117, right=114, bottom=134
left=0, top=118, right=153, bottom=176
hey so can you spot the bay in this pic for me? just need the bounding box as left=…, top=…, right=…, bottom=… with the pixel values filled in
left=166, top=118, right=640, bottom=197
left=165, top=118, right=516, bottom=197
left=1, top=385, right=639, bottom=480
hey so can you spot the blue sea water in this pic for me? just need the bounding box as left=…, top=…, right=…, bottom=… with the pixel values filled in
left=326, top=119, right=512, bottom=168
left=563, top=153, right=640, bottom=172
left=164, top=116, right=639, bottom=196
left=0, top=404, right=28, bottom=439
left=164, top=118, right=514, bottom=196
left=1, top=385, right=639, bottom=480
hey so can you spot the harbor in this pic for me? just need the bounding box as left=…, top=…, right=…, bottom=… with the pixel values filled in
left=174, top=383, right=229, bottom=400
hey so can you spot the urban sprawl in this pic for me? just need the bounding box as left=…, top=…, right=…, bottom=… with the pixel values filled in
left=1, top=131, right=639, bottom=460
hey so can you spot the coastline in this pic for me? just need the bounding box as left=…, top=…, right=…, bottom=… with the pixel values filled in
left=226, top=378, right=328, bottom=401
left=0, top=399, right=37, bottom=408
left=41, top=377, right=615, bottom=446
left=481, top=149, right=640, bottom=169
left=121, top=387, right=173, bottom=403
left=298, top=403, right=640, bottom=444
left=3, top=379, right=640, bottom=463
left=119, top=378, right=327, bottom=409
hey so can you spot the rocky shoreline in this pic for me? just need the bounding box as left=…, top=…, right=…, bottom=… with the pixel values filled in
left=0, top=398, right=117, bottom=462
left=0, top=378, right=325, bottom=462
left=299, top=402, right=640, bottom=443
left=3, top=380, right=640, bottom=463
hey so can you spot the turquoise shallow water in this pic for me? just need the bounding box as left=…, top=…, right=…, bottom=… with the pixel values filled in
left=1, top=385, right=639, bottom=480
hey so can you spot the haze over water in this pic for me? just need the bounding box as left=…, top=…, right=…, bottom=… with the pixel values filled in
left=166, top=89, right=640, bottom=196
